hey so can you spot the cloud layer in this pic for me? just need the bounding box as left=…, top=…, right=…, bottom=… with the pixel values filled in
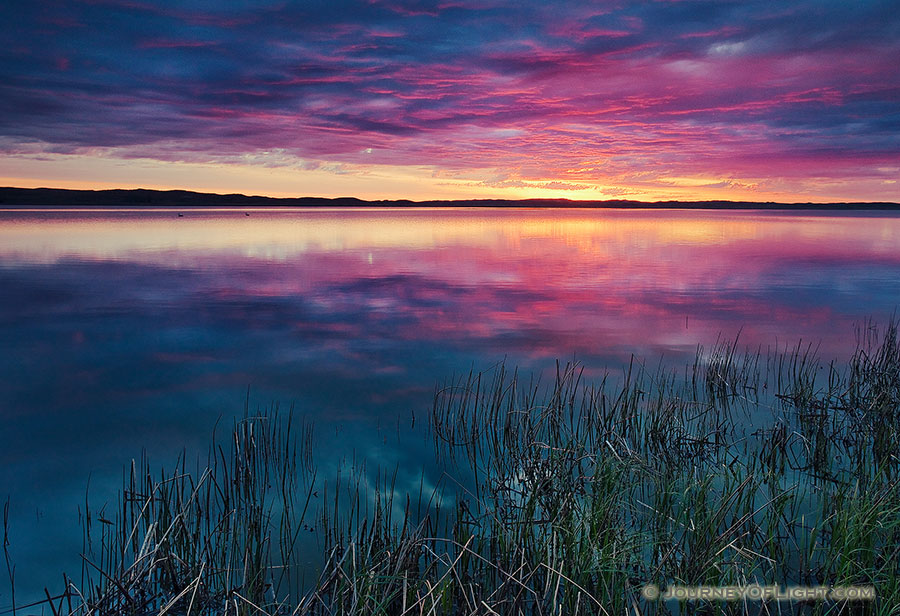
left=1, top=0, right=899, bottom=199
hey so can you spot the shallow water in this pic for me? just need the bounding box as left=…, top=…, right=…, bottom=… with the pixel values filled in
left=1, top=207, right=899, bottom=605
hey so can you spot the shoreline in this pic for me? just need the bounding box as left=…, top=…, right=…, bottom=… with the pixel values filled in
left=2, top=186, right=899, bottom=210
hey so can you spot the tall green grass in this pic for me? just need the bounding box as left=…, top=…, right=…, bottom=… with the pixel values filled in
left=17, top=322, right=900, bottom=615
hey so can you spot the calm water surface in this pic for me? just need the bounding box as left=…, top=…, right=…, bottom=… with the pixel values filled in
left=2, top=207, right=900, bottom=604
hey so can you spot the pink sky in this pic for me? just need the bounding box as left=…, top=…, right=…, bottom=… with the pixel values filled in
left=1, top=1, right=898, bottom=201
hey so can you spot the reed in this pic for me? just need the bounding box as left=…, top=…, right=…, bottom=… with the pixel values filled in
left=15, top=322, right=900, bottom=615
left=66, top=408, right=316, bottom=615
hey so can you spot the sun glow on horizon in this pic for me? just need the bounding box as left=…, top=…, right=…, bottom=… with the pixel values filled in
left=3, top=150, right=892, bottom=204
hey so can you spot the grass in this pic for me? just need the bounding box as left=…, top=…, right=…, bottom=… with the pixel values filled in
left=70, top=408, right=317, bottom=615
left=6, top=321, right=900, bottom=615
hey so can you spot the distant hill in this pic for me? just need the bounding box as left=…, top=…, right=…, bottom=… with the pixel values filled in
left=1, top=187, right=898, bottom=210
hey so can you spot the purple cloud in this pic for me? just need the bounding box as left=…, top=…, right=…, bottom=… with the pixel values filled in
left=0, top=0, right=898, bottom=198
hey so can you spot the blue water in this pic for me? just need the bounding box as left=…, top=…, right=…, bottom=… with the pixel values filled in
left=1, top=207, right=899, bottom=607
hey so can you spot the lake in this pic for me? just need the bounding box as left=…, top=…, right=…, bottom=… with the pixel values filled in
left=2, top=207, right=900, bottom=606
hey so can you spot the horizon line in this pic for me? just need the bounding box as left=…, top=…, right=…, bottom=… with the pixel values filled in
left=1, top=186, right=899, bottom=209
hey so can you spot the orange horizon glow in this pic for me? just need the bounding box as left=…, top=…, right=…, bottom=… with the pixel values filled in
left=2, top=154, right=896, bottom=204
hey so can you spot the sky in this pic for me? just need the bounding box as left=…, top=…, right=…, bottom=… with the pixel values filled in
left=1, top=0, right=899, bottom=202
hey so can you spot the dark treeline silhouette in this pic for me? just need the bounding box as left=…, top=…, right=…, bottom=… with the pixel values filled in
left=1, top=186, right=898, bottom=210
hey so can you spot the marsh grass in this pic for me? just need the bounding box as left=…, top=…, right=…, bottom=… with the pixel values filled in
left=12, top=322, right=900, bottom=615
left=70, top=409, right=317, bottom=615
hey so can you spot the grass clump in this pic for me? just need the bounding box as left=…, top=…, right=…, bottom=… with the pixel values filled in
left=72, top=410, right=316, bottom=615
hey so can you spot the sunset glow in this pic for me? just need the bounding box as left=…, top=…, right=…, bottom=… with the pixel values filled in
left=1, top=1, right=898, bottom=201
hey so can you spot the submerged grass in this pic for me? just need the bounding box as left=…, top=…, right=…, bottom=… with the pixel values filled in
left=9, top=322, right=900, bottom=615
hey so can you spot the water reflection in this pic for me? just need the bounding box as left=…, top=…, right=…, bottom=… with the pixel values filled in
left=1, top=207, right=899, bottom=604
